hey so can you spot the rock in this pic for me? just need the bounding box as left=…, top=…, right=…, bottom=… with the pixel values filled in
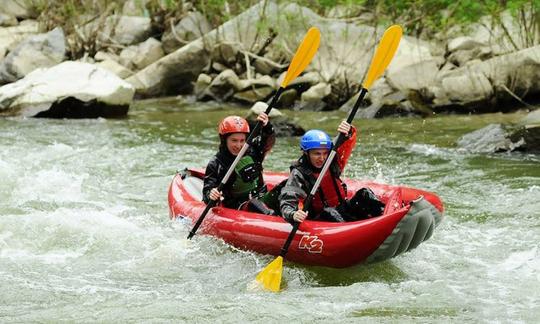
left=96, top=59, right=134, bottom=79
left=1, top=0, right=37, bottom=19
left=509, top=124, right=540, bottom=153
left=247, top=101, right=284, bottom=118
left=447, top=36, right=486, bottom=52
left=233, top=86, right=274, bottom=104
left=297, top=83, right=331, bottom=111
left=441, top=72, right=493, bottom=107
left=120, top=37, right=164, bottom=70
left=301, top=82, right=331, bottom=102
left=447, top=47, right=492, bottom=67
left=457, top=124, right=518, bottom=153
left=238, top=75, right=276, bottom=91
left=0, top=27, right=65, bottom=84
left=211, top=42, right=239, bottom=65
left=246, top=101, right=304, bottom=137
left=206, top=69, right=241, bottom=100
left=0, top=61, right=134, bottom=118
left=162, top=11, right=211, bottom=54
left=94, top=51, right=120, bottom=63
left=84, top=15, right=152, bottom=46
left=0, top=13, right=18, bottom=27
left=0, top=20, right=39, bottom=58
left=277, top=88, right=298, bottom=108
left=119, top=46, right=138, bottom=69
left=386, top=59, right=439, bottom=92
left=211, top=62, right=228, bottom=72
left=194, top=73, right=212, bottom=98
left=253, top=58, right=275, bottom=75
left=519, top=109, right=540, bottom=126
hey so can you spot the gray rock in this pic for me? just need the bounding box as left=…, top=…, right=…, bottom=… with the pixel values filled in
left=0, top=21, right=39, bottom=55
left=95, top=59, right=134, bottom=79
left=0, top=27, right=65, bottom=84
left=120, top=37, right=164, bottom=70
left=162, top=11, right=211, bottom=54
left=84, top=15, right=152, bottom=46
left=246, top=102, right=304, bottom=137
left=206, top=69, right=241, bottom=100
left=211, top=42, right=239, bottom=65
left=1, top=0, right=37, bottom=19
left=194, top=73, right=212, bottom=98
left=0, top=61, right=134, bottom=117
left=386, top=59, right=439, bottom=92
left=457, top=124, right=517, bottom=153
left=277, top=88, right=298, bottom=108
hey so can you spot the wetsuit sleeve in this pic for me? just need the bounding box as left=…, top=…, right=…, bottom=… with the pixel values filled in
left=202, top=157, right=221, bottom=204
left=250, top=122, right=275, bottom=162
left=279, top=169, right=308, bottom=224
left=335, top=126, right=357, bottom=172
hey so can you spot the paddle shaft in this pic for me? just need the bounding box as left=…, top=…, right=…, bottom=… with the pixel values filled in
left=187, top=87, right=285, bottom=239
left=279, top=87, right=368, bottom=257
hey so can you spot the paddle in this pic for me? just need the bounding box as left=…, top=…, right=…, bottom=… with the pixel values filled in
left=255, top=25, right=403, bottom=292
left=187, top=27, right=321, bottom=240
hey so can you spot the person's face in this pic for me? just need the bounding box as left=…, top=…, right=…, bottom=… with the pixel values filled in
left=307, top=148, right=329, bottom=169
left=226, top=133, right=246, bottom=155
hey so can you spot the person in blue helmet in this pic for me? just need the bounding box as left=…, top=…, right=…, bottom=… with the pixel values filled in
left=279, top=121, right=385, bottom=223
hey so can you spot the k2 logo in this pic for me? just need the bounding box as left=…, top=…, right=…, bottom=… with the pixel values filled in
left=298, top=234, right=323, bottom=254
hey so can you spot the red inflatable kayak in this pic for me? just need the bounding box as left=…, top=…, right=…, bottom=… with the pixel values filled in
left=168, top=168, right=444, bottom=268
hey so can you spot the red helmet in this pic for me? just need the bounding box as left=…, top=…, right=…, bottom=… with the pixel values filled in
left=218, top=116, right=250, bottom=135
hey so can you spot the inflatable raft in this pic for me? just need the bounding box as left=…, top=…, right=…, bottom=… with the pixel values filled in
left=168, top=168, right=444, bottom=268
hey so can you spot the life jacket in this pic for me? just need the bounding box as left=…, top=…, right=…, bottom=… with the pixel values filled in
left=292, top=157, right=347, bottom=217
left=229, top=155, right=265, bottom=201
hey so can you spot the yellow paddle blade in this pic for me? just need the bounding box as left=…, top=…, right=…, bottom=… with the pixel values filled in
left=362, top=24, right=403, bottom=90
left=255, top=256, right=283, bottom=292
left=280, top=27, right=321, bottom=88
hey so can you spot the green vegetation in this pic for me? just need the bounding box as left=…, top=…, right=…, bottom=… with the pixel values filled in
left=31, top=0, right=539, bottom=59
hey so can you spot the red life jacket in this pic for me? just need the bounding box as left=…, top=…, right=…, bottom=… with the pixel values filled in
left=309, top=170, right=346, bottom=216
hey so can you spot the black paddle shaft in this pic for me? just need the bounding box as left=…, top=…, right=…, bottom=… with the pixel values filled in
left=279, top=87, right=368, bottom=257
left=187, top=87, right=285, bottom=239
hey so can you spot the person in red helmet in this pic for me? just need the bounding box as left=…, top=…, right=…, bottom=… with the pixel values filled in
left=203, top=112, right=276, bottom=210
left=279, top=121, right=385, bottom=223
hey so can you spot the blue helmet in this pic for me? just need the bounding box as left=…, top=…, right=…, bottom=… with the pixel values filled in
left=300, top=130, right=332, bottom=151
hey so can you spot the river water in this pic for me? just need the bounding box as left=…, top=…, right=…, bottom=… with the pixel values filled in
left=1, top=97, right=539, bottom=322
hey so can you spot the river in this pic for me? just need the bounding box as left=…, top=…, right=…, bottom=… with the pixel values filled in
left=1, top=97, right=539, bottom=322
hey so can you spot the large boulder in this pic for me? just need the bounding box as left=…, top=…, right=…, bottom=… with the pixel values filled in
left=162, top=11, right=211, bottom=54
left=457, top=120, right=540, bottom=154
left=457, top=124, right=520, bottom=153
left=0, top=61, right=134, bottom=118
left=0, top=27, right=65, bottom=84
left=431, top=45, right=540, bottom=112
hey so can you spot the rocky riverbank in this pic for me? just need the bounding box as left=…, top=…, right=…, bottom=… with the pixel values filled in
left=0, top=0, right=539, bottom=151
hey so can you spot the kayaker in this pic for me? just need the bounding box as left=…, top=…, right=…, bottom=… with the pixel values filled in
left=203, top=113, right=276, bottom=212
left=279, top=122, right=385, bottom=223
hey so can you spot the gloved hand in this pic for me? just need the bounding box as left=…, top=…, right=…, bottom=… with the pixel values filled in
left=292, top=210, right=308, bottom=223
